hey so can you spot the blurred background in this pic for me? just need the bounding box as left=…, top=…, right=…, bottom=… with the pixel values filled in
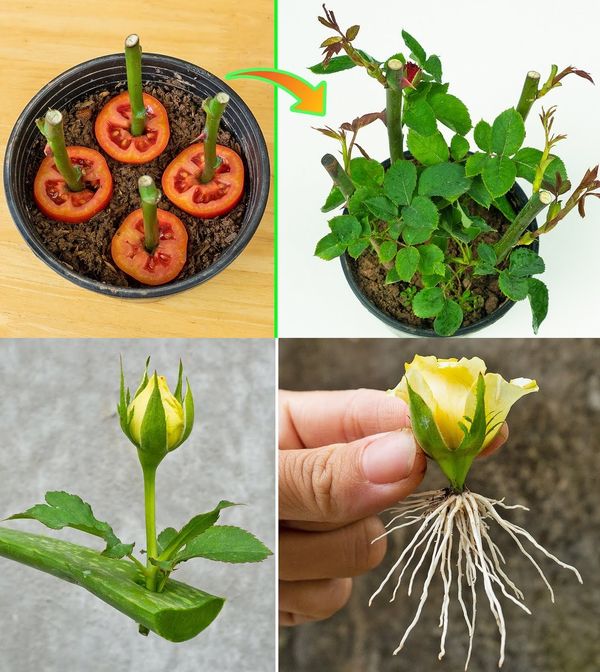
left=0, top=339, right=275, bottom=672
left=279, top=338, right=600, bottom=672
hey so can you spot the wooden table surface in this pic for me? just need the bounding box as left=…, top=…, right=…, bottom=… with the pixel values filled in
left=0, top=0, right=274, bottom=337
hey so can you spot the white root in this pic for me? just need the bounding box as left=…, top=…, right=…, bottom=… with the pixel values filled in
left=370, top=489, right=582, bottom=670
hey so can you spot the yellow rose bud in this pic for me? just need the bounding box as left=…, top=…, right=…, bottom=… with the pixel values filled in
left=129, top=374, right=185, bottom=452
left=390, top=355, right=538, bottom=450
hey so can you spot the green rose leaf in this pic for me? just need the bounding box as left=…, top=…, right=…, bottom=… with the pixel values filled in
left=429, top=93, right=472, bottom=135
left=364, top=196, right=398, bottom=221
left=465, top=152, right=487, bottom=178
left=482, top=155, right=517, bottom=198
left=384, top=159, right=418, bottom=206
left=347, top=186, right=379, bottom=217
left=474, top=120, right=492, bottom=152
left=424, top=54, right=442, bottom=82
left=175, top=525, right=273, bottom=564
left=404, top=97, right=437, bottom=136
left=491, top=108, right=525, bottom=157
left=321, top=186, right=345, bottom=213
left=158, top=500, right=238, bottom=561
left=347, top=239, right=370, bottom=259
left=309, top=51, right=376, bottom=74
left=417, top=243, right=445, bottom=276
left=9, top=491, right=134, bottom=559
left=468, top=176, right=493, bottom=208
left=157, top=527, right=178, bottom=555
left=450, top=134, right=470, bottom=161
left=477, top=242, right=497, bottom=267
left=385, top=267, right=401, bottom=284
left=350, top=158, right=385, bottom=187
left=329, top=215, right=362, bottom=243
left=407, top=129, right=449, bottom=166
left=315, top=233, right=346, bottom=260
left=498, top=269, right=529, bottom=301
left=395, top=245, right=420, bottom=281
left=418, top=162, right=471, bottom=201
left=433, top=299, right=464, bottom=336
left=509, top=248, right=545, bottom=277
left=527, top=278, right=549, bottom=334
left=401, top=196, right=439, bottom=245
left=378, top=240, right=398, bottom=263
left=514, top=147, right=568, bottom=186
left=412, top=287, right=445, bottom=317
left=492, top=195, right=517, bottom=222
left=402, top=29, right=426, bottom=64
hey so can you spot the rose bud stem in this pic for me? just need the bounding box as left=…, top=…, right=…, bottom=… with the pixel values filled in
left=385, top=58, right=404, bottom=164
left=200, top=92, right=230, bottom=184
left=138, top=175, right=160, bottom=254
left=125, top=34, right=146, bottom=137
left=321, top=153, right=355, bottom=198
left=35, top=110, right=84, bottom=192
left=516, top=70, right=541, bottom=121
left=494, top=189, right=553, bottom=262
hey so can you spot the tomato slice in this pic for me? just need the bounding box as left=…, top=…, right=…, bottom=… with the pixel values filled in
left=111, top=208, right=188, bottom=286
left=161, top=144, right=244, bottom=218
left=33, top=146, right=113, bottom=223
left=95, top=92, right=170, bottom=164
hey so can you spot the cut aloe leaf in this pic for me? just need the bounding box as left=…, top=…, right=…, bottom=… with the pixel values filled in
left=0, top=526, right=224, bottom=642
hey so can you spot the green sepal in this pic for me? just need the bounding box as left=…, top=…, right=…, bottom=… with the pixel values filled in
left=174, top=360, right=184, bottom=403
left=457, top=374, right=487, bottom=455
left=134, top=357, right=151, bottom=399
left=406, top=382, right=449, bottom=464
left=172, top=378, right=195, bottom=451
left=117, top=357, right=134, bottom=444
left=138, top=372, right=168, bottom=469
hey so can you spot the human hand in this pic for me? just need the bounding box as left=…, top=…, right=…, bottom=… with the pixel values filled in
left=278, top=388, right=508, bottom=626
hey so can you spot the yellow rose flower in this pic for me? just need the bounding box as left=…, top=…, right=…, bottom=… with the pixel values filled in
left=129, top=374, right=185, bottom=451
left=389, top=355, right=538, bottom=489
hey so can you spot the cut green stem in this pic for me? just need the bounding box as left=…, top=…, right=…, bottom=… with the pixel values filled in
left=0, top=526, right=224, bottom=642
left=200, top=92, right=229, bottom=184
left=125, top=34, right=146, bottom=137
left=494, top=190, right=553, bottom=262
left=138, top=176, right=160, bottom=254
left=36, top=110, right=84, bottom=192
left=142, top=465, right=159, bottom=592
left=516, top=70, right=541, bottom=121
left=385, top=59, right=404, bottom=164
left=321, top=153, right=355, bottom=199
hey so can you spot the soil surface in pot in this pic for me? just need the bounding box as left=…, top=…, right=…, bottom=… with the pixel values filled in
left=26, top=80, right=247, bottom=287
left=350, top=200, right=513, bottom=329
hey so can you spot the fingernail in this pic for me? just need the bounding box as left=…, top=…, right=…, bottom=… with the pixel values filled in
left=362, top=429, right=417, bottom=484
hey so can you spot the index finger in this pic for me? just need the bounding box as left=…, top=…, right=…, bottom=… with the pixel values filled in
left=279, top=388, right=409, bottom=450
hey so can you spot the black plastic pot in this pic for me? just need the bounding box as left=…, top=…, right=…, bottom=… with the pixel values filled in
left=3, top=54, right=270, bottom=298
left=340, top=160, right=539, bottom=336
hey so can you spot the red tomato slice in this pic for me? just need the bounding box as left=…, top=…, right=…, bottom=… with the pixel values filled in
left=111, top=208, right=188, bottom=286
left=33, top=146, right=113, bottom=223
left=161, top=144, right=244, bottom=218
left=95, top=92, right=170, bottom=164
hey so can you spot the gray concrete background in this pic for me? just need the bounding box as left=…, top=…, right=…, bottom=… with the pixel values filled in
left=279, top=339, right=600, bottom=672
left=0, top=339, right=275, bottom=672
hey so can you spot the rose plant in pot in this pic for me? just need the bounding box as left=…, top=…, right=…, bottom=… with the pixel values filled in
left=312, top=6, right=599, bottom=336
left=4, top=35, right=269, bottom=298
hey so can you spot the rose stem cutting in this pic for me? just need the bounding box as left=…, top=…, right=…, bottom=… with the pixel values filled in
left=385, top=58, right=404, bottom=163
left=321, top=153, right=355, bottom=198
left=125, top=34, right=146, bottom=137
left=516, top=70, right=541, bottom=121
left=36, top=110, right=83, bottom=192
left=494, top=189, right=553, bottom=262
left=138, top=175, right=160, bottom=253
left=200, top=92, right=230, bottom=183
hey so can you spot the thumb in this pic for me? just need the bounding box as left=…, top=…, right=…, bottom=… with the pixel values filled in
left=279, top=429, right=426, bottom=525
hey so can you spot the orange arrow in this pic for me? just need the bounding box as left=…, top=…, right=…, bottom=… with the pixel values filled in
left=225, top=68, right=327, bottom=116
